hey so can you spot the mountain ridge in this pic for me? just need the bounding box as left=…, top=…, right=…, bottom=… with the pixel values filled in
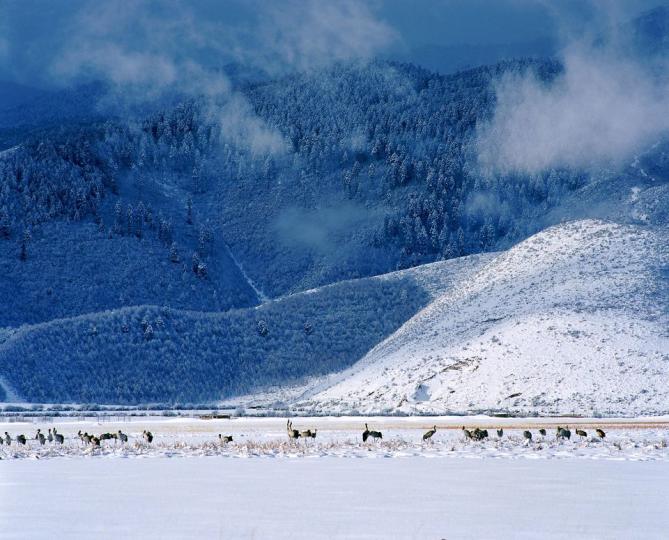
left=300, top=219, right=669, bottom=416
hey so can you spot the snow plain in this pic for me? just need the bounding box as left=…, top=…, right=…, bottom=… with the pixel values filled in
left=1, top=417, right=669, bottom=538
left=3, top=457, right=669, bottom=539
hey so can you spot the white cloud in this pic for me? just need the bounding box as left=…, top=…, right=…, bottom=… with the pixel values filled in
left=477, top=40, right=669, bottom=174
left=252, top=0, right=397, bottom=73
left=38, top=0, right=396, bottom=155
left=214, top=95, right=288, bottom=156
left=47, top=0, right=283, bottom=153
left=48, top=1, right=223, bottom=93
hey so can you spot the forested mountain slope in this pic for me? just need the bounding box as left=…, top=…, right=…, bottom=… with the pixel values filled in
left=2, top=56, right=666, bottom=328
left=224, top=59, right=574, bottom=295
left=0, top=58, right=565, bottom=326
left=0, top=253, right=491, bottom=404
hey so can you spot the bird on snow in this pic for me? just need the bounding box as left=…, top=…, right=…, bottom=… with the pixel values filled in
left=423, top=425, right=437, bottom=441
left=362, top=423, right=382, bottom=442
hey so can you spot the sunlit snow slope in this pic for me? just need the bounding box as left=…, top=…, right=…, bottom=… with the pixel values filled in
left=302, top=220, right=669, bottom=416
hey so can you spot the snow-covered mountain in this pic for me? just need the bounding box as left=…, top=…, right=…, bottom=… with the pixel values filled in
left=300, top=220, right=669, bottom=416
left=0, top=7, right=667, bottom=410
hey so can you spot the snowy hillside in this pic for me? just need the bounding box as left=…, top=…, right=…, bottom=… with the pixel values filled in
left=302, top=220, right=669, bottom=416
left=0, top=253, right=491, bottom=404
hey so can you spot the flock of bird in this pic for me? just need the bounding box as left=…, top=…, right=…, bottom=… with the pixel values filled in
left=0, top=428, right=153, bottom=447
left=286, top=419, right=317, bottom=439
left=2, top=428, right=64, bottom=446
left=289, top=421, right=606, bottom=444
left=460, top=425, right=606, bottom=443
left=0, top=422, right=608, bottom=449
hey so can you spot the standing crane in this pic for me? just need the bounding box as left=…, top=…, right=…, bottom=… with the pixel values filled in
left=287, top=420, right=300, bottom=440
left=362, top=423, right=382, bottom=442
left=423, top=425, right=437, bottom=441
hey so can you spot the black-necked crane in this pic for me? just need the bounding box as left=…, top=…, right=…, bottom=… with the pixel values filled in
left=143, top=430, right=154, bottom=444
left=423, top=425, right=437, bottom=441
left=539, top=428, right=547, bottom=437
left=575, top=428, right=587, bottom=441
left=117, top=430, right=128, bottom=444
left=556, top=426, right=571, bottom=440
left=53, top=429, right=64, bottom=445
left=497, top=428, right=504, bottom=439
left=472, top=428, right=488, bottom=441
left=90, top=436, right=101, bottom=447
left=78, top=430, right=90, bottom=445
left=4, top=432, right=10, bottom=445
left=300, top=428, right=317, bottom=439
left=16, top=434, right=27, bottom=445
left=47, top=429, right=53, bottom=443
left=596, top=428, right=606, bottom=439
left=35, top=429, right=46, bottom=446
left=462, top=426, right=473, bottom=441
left=100, top=432, right=115, bottom=443
left=362, top=423, right=382, bottom=442
left=523, top=430, right=532, bottom=443
left=219, top=434, right=233, bottom=443
left=287, top=420, right=300, bottom=441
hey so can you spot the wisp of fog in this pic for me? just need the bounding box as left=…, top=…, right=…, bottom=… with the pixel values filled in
left=477, top=41, right=669, bottom=174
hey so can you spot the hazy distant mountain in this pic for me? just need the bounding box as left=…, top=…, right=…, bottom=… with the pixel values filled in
left=0, top=80, right=46, bottom=111
left=405, top=38, right=556, bottom=74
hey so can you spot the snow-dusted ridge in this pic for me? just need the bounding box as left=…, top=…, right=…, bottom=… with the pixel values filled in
left=300, top=219, right=669, bottom=416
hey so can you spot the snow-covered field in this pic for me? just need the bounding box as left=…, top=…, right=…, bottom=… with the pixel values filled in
left=3, top=457, right=669, bottom=539
left=2, top=417, right=668, bottom=538
left=1, top=416, right=668, bottom=461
